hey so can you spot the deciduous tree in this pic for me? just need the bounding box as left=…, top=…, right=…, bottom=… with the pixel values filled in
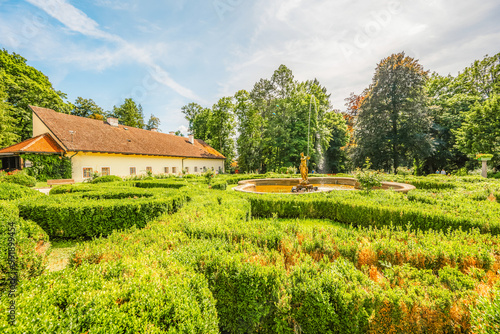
left=0, top=49, right=70, bottom=140
left=111, top=98, right=145, bottom=129
left=72, top=97, right=105, bottom=120
left=354, top=52, right=433, bottom=173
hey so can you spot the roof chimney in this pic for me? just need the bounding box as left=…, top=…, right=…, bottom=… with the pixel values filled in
left=188, top=134, right=194, bottom=144
left=107, top=117, right=119, bottom=127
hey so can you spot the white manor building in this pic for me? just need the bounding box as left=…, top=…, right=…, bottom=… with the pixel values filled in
left=0, top=106, right=225, bottom=182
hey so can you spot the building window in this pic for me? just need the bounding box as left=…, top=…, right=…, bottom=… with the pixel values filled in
left=203, top=166, right=206, bottom=172
left=164, top=167, right=169, bottom=174
left=130, top=167, right=136, bottom=175
left=185, top=167, right=189, bottom=173
left=83, top=167, right=93, bottom=178
left=219, top=166, right=222, bottom=173
left=172, top=167, right=177, bottom=174
left=146, top=166, right=152, bottom=173
left=194, top=166, right=198, bottom=172
left=101, top=167, right=110, bottom=176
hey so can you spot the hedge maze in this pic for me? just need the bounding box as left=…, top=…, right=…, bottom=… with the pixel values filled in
left=1, top=175, right=500, bottom=333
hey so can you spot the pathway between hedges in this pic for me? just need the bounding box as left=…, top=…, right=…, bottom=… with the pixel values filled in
left=46, top=241, right=78, bottom=272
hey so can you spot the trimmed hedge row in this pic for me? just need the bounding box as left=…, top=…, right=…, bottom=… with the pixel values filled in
left=246, top=191, right=500, bottom=234
left=210, top=180, right=227, bottom=190
left=0, top=183, right=43, bottom=200
left=0, top=203, right=50, bottom=293
left=19, top=187, right=187, bottom=238
left=91, top=175, right=122, bottom=183
left=135, top=180, right=187, bottom=189
left=0, top=261, right=219, bottom=333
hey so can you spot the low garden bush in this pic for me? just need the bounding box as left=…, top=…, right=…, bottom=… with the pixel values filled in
left=0, top=171, right=36, bottom=187
left=91, top=175, right=122, bottom=183
left=0, top=203, right=50, bottom=293
left=19, top=186, right=187, bottom=238
left=0, top=261, right=219, bottom=333
left=0, top=182, right=42, bottom=200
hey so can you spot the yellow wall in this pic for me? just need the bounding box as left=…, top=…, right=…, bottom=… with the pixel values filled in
left=69, top=152, right=224, bottom=182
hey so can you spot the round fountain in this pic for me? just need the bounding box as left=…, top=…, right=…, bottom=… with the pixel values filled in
left=234, top=176, right=415, bottom=194
left=234, top=96, right=415, bottom=195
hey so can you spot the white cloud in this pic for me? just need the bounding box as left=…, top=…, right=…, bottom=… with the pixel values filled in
left=219, top=0, right=500, bottom=110
left=26, top=0, right=121, bottom=42
left=24, top=0, right=204, bottom=102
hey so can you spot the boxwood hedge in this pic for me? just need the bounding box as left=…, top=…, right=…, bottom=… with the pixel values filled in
left=0, top=203, right=50, bottom=293
left=19, top=187, right=187, bottom=238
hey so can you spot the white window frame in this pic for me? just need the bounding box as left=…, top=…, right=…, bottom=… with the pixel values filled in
left=101, top=167, right=111, bottom=176
left=83, top=167, right=93, bottom=179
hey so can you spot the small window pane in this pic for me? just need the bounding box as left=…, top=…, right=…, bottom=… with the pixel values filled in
left=83, top=168, right=93, bottom=178
left=101, top=167, right=110, bottom=176
left=172, top=167, right=177, bottom=174
left=130, top=167, right=136, bottom=175
left=146, top=166, right=152, bottom=173
left=164, top=167, right=169, bottom=173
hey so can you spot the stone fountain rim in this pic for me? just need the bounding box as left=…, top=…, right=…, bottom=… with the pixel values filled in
left=233, top=177, right=415, bottom=194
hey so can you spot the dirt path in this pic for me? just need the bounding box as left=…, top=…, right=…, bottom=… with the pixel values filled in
left=46, top=242, right=78, bottom=272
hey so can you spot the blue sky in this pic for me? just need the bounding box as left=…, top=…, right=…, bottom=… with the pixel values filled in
left=1, top=0, right=499, bottom=134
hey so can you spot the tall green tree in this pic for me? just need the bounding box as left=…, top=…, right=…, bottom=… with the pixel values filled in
left=0, top=86, right=19, bottom=148
left=455, top=95, right=500, bottom=163
left=354, top=52, right=433, bottom=173
left=426, top=53, right=500, bottom=172
left=234, top=90, right=262, bottom=173
left=72, top=97, right=105, bottom=120
left=323, top=110, right=349, bottom=173
left=209, top=97, right=236, bottom=170
left=145, top=115, right=161, bottom=131
left=0, top=49, right=70, bottom=140
left=181, top=102, right=212, bottom=142
left=111, top=98, right=145, bottom=128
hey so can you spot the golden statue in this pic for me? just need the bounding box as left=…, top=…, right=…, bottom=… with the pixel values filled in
left=299, top=152, right=310, bottom=184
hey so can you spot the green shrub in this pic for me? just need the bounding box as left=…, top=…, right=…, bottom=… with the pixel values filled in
left=91, top=175, right=122, bottom=183
left=471, top=292, right=500, bottom=334
left=1, top=171, right=36, bottom=187
left=173, top=241, right=287, bottom=334
left=0, top=203, right=50, bottom=292
left=135, top=180, right=187, bottom=189
left=247, top=191, right=500, bottom=234
left=0, top=261, right=219, bottom=333
left=355, top=169, right=382, bottom=191
left=18, top=188, right=187, bottom=238
left=289, top=258, right=375, bottom=333
left=0, top=183, right=42, bottom=200
left=210, top=180, right=227, bottom=190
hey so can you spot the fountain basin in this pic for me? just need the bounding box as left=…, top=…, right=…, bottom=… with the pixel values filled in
left=234, top=177, right=415, bottom=194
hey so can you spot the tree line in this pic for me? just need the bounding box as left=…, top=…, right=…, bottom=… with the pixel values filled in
left=181, top=65, right=349, bottom=172
left=348, top=52, right=499, bottom=174
left=1, top=47, right=498, bottom=174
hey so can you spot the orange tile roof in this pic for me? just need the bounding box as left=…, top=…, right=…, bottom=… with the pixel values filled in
left=30, top=106, right=225, bottom=159
left=0, top=133, right=64, bottom=154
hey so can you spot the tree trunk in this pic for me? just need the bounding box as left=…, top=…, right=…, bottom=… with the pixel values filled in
left=392, top=113, right=398, bottom=174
